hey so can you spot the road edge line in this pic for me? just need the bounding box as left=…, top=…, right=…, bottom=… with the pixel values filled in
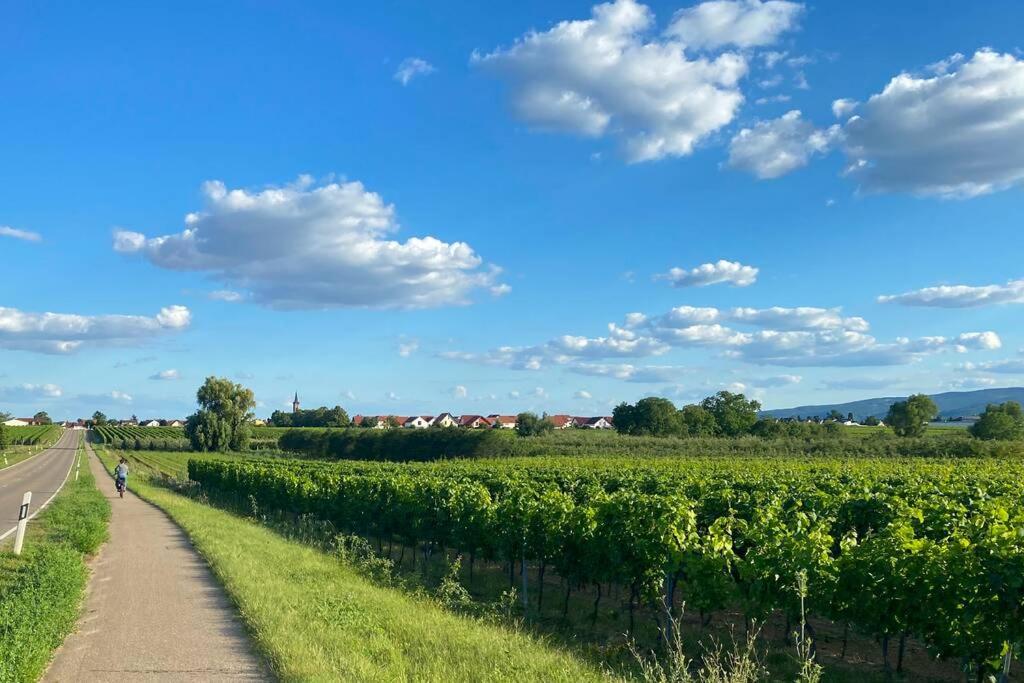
left=0, top=432, right=78, bottom=542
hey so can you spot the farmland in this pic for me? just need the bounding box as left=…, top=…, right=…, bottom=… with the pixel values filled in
left=101, top=444, right=1024, bottom=681
left=0, top=424, right=63, bottom=469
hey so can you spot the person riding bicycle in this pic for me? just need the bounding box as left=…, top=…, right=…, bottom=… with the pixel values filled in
left=115, top=458, right=129, bottom=497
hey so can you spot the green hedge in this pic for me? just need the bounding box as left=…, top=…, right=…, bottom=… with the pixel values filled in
left=275, top=426, right=1024, bottom=462
left=0, top=447, right=110, bottom=681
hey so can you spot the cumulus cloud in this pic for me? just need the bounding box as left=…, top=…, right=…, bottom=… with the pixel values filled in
left=878, top=279, right=1024, bottom=308
left=0, top=383, right=63, bottom=400
left=110, top=390, right=133, bottom=401
left=451, top=385, right=468, bottom=398
left=113, top=177, right=502, bottom=310
left=655, top=260, right=759, bottom=287
left=750, top=374, right=801, bottom=387
left=665, top=0, right=804, bottom=49
left=574, top=389, right=593, bottom=399
left=149, top=369, right=180, bottom=381
left=727, top=306, right=869, bottom=332
left=842, top=49, right=1024, bottom=197
left=728, top=110, right=839, bottom=178
left=0, top=225, right=42, bottom=242
left=831, top=98, right=858, bottom=119
left=820, top=377, right=895, bottom=391
left=394, top=57, right=436, bottom=85
left=0, top=305, right=191, bottom=354
left=474, top=0, right=753, bottom=162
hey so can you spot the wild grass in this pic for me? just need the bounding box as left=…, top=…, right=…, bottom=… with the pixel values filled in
left=0, top=440, right=109, bottom=681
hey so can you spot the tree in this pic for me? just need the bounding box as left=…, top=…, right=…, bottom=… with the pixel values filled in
left=969, top=401, right=1024, bottom=440
left=863, top=415, right=881, bottom=427
left=885, top=394, right=937, bottom=437
left=92, top=411, right=108, bottom=426
left=0, top=411, right=11, bottom=423
left=516, top=412, right=553, bottom=437
left=827, top=409, right=845, bottom=422
left=700, top=391, right=761, bottom=436
left=33, top=411, right=52, bottom=425
left=612, top=397, right=681, bottom=436
left=0, top=423, right=7, bottom=452
left=185, top=377, right=256, bottom=452
left=269, top=410, right=293, bottom=427
left=679, top=404, right=719, bottom=436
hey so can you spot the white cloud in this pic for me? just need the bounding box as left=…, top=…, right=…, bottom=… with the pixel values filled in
left=110, top=390, right=134, bottom=402
left=727, top=306, right=869, bottom=332
left=574, top=390, right=593, bottom=399
left=954, top=331, right=1002, bottom=351
left=728, top=110, right=839, bottom=178
left=343, top=390, right=357, bottom=401
left=754, top=94, right=791, bottom=105
left=398, top=339, right=419, bottom=357
left=208, top=290, right=243, bottom=303
left=946, top=376, right=998, bottom=390
left=0, top=226, right=42, bottom=242
left=149, top=369, right=180, bottom=381
left=961, top=359, right=1024, bottom=375
left=831, top=98, right=858, bottom=119
left=508, top=390, right=521, bottom=399
left=0, top=383, right=63, bottom=400
left=0, top=305, right=191, bottom=354
left=385, top=391, right=399, bottom=401
left=532, top=387, right=547, bottom=398
left=878, top=279, right=1024, bottom=308
left=655, top=260, right=759, bottom=287
left=451, top=385, right=468, bottom=398
left=490, top=283, right=512, bottom=297
left=666, top=0, right=803, bottom=50
left=113, top=176, right=502, bottom=310
left=394, top=57, right=436, bottom=85
left=474, top=0, right=750, bottom=162
left=842, top=49, right=1024, bottom=197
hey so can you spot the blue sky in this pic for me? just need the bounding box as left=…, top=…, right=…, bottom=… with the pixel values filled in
left=2, top=0, right=1023, bottom=420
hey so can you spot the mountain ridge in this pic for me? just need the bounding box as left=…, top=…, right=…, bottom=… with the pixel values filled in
left=761, top=387, right=1024, bottom=421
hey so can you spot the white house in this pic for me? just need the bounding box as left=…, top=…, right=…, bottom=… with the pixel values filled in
left=431, top=413, right=458, bottom=428
left=459, top=415, right=492, bottom=429
left=2, top=418, right=30, bottom=427
left=404, top=416, right=433, bottom=429
left=140, top=419, right=161, bottom=427
left=575, top=416, right=614, bottom=430
left=489, top=415, right=517, bottom=429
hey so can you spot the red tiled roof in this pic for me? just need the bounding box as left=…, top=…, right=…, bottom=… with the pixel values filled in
left=548, top=414, right=572, bottom=427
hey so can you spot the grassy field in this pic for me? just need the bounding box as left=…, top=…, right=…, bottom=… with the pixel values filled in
left=0, top=440, right=109, bottom=681
left=92, top=446, right=619, bottom=682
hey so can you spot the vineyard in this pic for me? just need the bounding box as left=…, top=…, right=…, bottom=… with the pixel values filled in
left=92, top=425, right=278, bottom=451
left=188, top=455, right=1024, bottom=678
left=2, top=424, right=61, bottom=446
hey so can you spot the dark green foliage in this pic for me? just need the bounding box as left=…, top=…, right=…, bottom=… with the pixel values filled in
left=278, top=426, right=515, bottom=461
left=270, top=405, right=350, bottom=428
left=679, top=404, right=718, bottom=436
left=886, top=394, right=938, bottom=437
left=613, top=397, right=682, bottom=436
left=33, top=411, right=52, bottom=425
left=700, top=391, right=761, bottom=437
left=185, top=376, right=255, bottom=452
left=515, top=412, right=553, bottom=437
left=969, top=401, right=1024, bottom=440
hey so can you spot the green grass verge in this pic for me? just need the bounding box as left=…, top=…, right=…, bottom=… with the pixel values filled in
left=0, top=441, right=110, bottom=682
left=92, top=446, right=614, bottom=682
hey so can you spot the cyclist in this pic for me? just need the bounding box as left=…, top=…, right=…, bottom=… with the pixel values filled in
left=114, top=458, right=129, bottom=498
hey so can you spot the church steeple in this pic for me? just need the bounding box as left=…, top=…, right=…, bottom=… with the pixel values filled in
left=292, top=392, right=300, bottom=413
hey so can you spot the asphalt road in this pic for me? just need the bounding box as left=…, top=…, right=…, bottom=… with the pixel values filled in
left=0, top=428, right=78, bottom=543
left=44, top=442, right=269, bottom=681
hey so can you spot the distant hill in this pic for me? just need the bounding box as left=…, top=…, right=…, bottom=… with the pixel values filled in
left=761, top=387, right=1024, bottom=421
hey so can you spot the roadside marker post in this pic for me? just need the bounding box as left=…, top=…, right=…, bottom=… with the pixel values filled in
left=14, top=491, right=32, bottom=556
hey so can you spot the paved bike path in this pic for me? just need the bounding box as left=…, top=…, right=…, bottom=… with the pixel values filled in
left=44, top=443, right=269, bottom=682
